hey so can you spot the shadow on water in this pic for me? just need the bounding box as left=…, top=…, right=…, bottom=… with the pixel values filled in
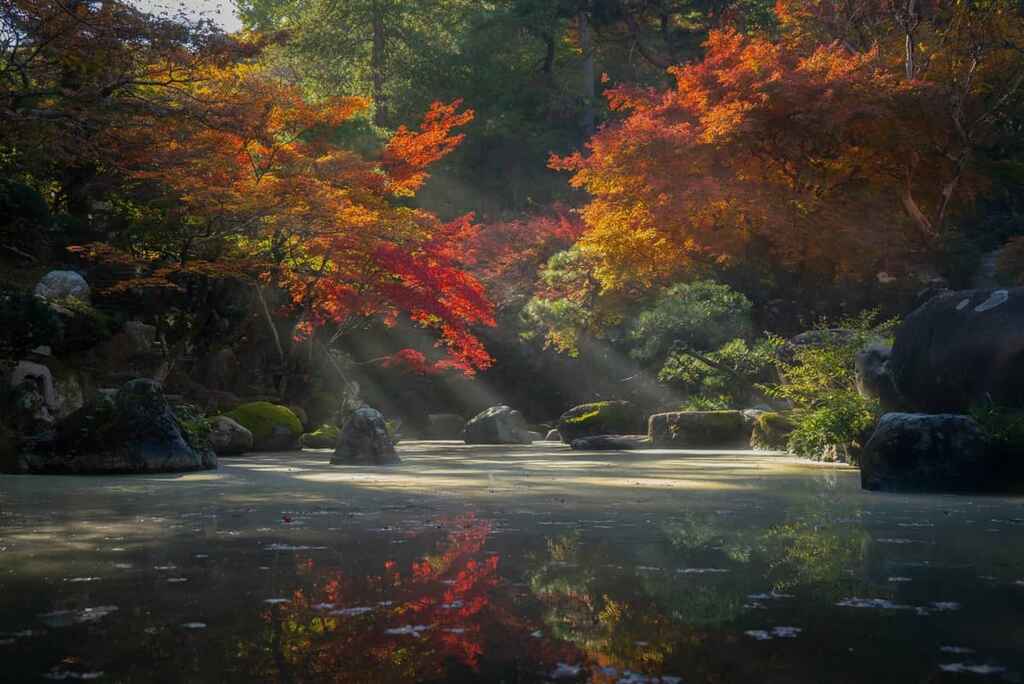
left=1, top=443, right=1023, bottom=682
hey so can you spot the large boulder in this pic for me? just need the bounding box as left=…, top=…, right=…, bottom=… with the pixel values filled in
left=861, top=413, right=996, bottom=492
left=223, top=402, right=303, bottom=451
left=648, top=410, right=749, bottom=448
left=9, top=361, right=57, bottom=433
left=426, top=413, right=465, bottom=440
left=889, top=288, right=1024, bottom=413
left=209, top=415, right=253, bottom=455
left=332, top=407, right=399, bottom=465
left=463, top=406, right=535, bottom=445
left=34, top=270, right=90, bottom=302
left=557, top=401, right=646, bottom=443
left=11, top=379, right=217, bottom=474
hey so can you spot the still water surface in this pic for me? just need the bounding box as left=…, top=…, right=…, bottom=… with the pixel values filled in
left=1, top=443, right=1023, bottom=682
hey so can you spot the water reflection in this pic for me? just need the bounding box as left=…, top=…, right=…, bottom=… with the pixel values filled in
left=2, top=456, right=1023, bottom=682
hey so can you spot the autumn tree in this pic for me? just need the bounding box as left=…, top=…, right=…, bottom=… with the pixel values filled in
left=553, top=13, right=1024, bottom=297
left=74, top=61, right=495, bottom=386
left=0, top=0, right=251, bottom=216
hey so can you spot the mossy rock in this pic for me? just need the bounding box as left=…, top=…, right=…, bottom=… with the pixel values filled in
left=750, top=412, right=796, bottom=451
left=558, top=401, right=645, bottom=443
left=300, top=424, right=339, bottom=449
left=224, top=401, right=302, bottom=451
left=648, top=410, right=749, bottom=448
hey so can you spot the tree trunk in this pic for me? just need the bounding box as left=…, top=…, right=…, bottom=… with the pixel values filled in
left=256, top=284, right=289, bottom=397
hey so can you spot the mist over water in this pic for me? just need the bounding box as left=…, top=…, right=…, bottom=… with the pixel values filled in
left=2, top=444, right=1022, bottom=682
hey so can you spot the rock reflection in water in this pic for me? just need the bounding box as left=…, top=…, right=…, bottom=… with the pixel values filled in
left=2, top=450, right=1023, bottom=682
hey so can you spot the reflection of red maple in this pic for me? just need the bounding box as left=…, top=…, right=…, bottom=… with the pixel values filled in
left=256, top=514, right=526, bottom=682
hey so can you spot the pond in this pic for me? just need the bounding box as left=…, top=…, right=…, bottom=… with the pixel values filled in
left=1, top=443, right=1022, bottom=683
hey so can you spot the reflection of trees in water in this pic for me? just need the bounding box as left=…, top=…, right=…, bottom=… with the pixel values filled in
left=238, top=514, right=568, bottom=683
left=525, top=493, right=873, bottom=675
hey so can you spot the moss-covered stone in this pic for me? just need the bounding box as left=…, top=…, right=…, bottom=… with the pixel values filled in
left=300, top=423, right=339, bottom=449
left=224, top=401, right=302, bottom=451
left=558, top=401, right=645, bottom=443
left=750, top=412, right=796, bottom=451
left=14, top=380, right=217, bottom=474
left=648, top=410, right=748, bottom=448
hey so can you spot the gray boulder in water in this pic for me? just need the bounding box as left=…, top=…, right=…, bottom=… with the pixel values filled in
left=889, top=288, right=1024, bottom=413
left=11, top=379, right=217, bottom=473
left=861, top=413, right=993, bottom=492
left=332, top=407, right=399, bottom=465
left=463, top=405, right=534, bottom=444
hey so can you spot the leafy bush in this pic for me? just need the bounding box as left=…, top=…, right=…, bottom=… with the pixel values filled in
left=630, top=280, right=753, bottom=362
left=764, top=311, right=898, bottom=460
left=0, top=288, right=61, bottom=354
left=970, top=401, right=1024, bottom=454
left=659, top=337, right=778, bottom=409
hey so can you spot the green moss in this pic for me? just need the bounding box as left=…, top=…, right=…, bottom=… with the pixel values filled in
left=750, top=412, right=796, bottom=451
left=300, top=423, right=339, bottom=449
left=558, top=401, right=644, bottom=442
left=173, top=403, right=213, bottom=450
left=224, top=402, right=303, bottom=444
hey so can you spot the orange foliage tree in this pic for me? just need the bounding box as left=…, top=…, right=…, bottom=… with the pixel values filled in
left=74, top=61, right=494, bottom=375
left=553, top=0, right=1024, bottom=295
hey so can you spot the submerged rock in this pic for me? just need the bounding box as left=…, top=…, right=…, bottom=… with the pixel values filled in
left=332, top=407, right=399, bottom=465
left=569, top=434, right=651, bottom=450
left=209, top=415, right=253, bottom=455
left=889, top=288, right=1024, bottom=412
left=648, top=410, right=749, bottom=448
left=861, top=413, right=996, bottom=492
left=426, top=413, right=465, bottom=440
left=223, top=401, right=302, bottom=451
left=463, top=406, right=534, bottom=445
left=10, top=379, right=217, bottom=474
left=557, top=401, right=645, bottom=443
